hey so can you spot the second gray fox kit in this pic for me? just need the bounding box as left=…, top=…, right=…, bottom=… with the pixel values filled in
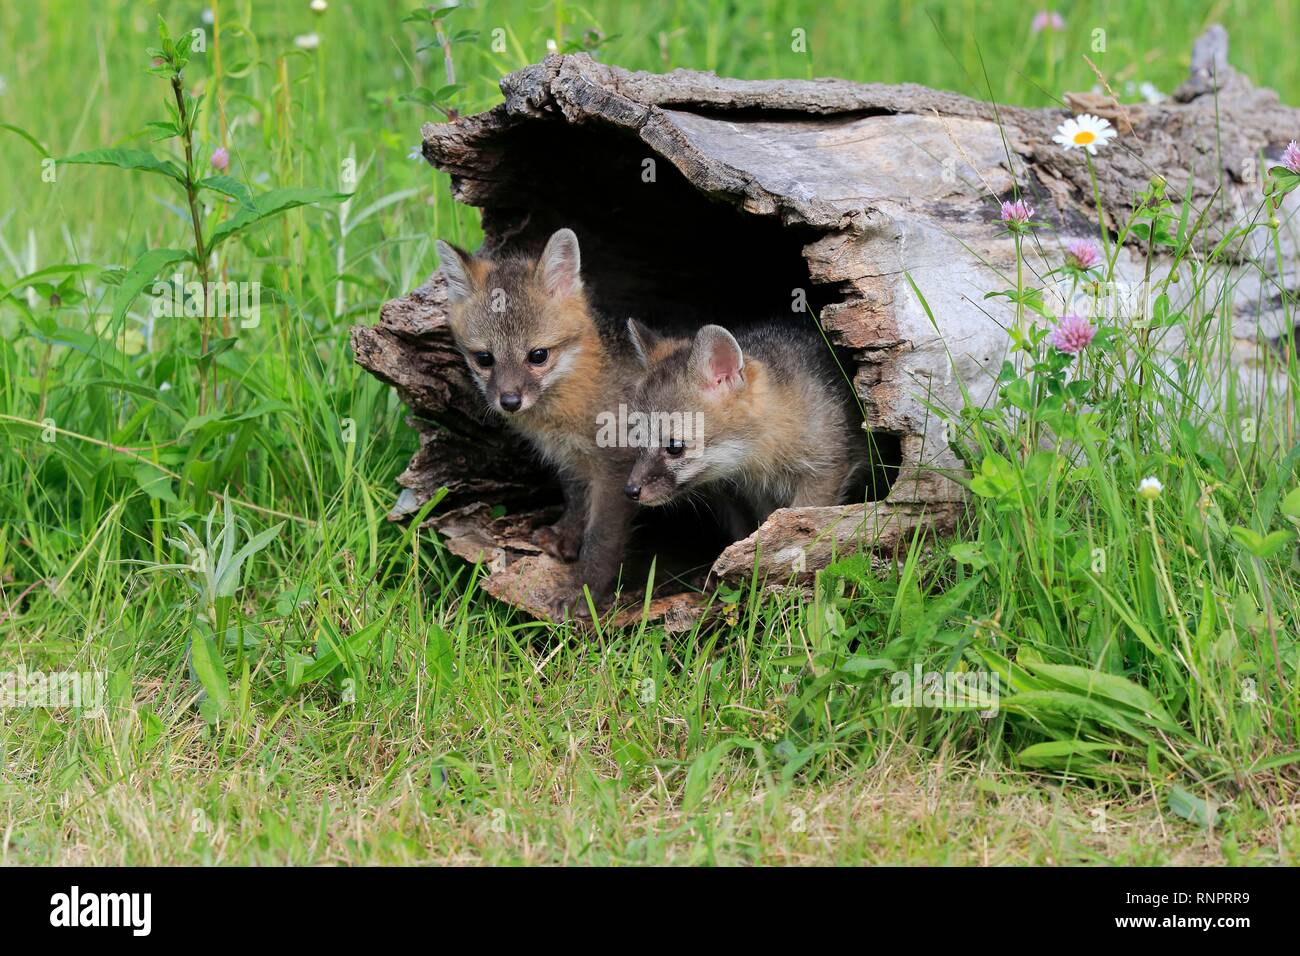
left=625, top=319, right=868, bottom=530
left=435, top=228, right=651, bottom=615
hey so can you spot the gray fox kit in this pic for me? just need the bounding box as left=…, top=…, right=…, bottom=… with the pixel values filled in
left=435, top=228, right=655, bottom=616
left=624, top=320, right=868, bottom=531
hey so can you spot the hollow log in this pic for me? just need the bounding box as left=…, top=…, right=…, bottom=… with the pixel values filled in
left=352, top=26, right=1298, bottom=626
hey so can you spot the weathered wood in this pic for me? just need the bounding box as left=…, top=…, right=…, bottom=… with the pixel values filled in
left=352, top=26, right=1299, bottom=622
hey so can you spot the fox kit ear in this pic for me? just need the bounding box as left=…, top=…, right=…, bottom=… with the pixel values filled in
left=435, top=240, right=475, bottom=303
left=538, top=228, right=583, bottom=299
left=689, top=325, right=744, bottom=394
left=627, top=318, right=664, bottom=368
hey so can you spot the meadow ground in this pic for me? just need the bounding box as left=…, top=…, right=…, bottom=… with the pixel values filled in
left=1, top=0, right=1299, bottom=864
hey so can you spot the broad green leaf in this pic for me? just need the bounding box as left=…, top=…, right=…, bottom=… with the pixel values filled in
left=197, top=175, right=254, bottom=209
left=59, top=148, right=185, bottom=182
left=137, top=708, right=165, bottom=750
left=1267, top=166, right=1300, bottom=198
left=133, top=463, right=179, bottom=504
left=969, top=453, right=1016, bottom=499
left=0, top=263, right=98, bottom=298
left=399, top=86, right=436, bottom=106
left=1000, top=690, right=1153, bottom=742
left=1230, top=526, right=1294, bottom=559
left=112, top=248, right=192, bottom=325
left=968, top=647, right=1048, bottom=695
left=948, top=541, right=990, bottom=569
left=1168, top=784, right=1218, bottom=828
left=1017, top=661, right=1177, bottom=729
left=213, top=520, right=284, bottom=598
left=144, top=120, right=180, bottom=142
left=1280, top=487, right=1300, bottom=520
left=836, top=656, right=895, bottom=678
left=285, top=651, right=313, bottom=690
left=190, top=630, right=230, bottom=722
left=25, top=323, right=105, bottom=356
left=208, top=187, right=350, bottom=249
left=1017, top=740, right=1121, bottom=768
left=180, top=400, right=292, bottom=437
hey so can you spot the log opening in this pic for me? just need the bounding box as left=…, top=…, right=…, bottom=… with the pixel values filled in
left=418, top=110, right=907, bottom=591
left=472, top=115, right=905, bottom=503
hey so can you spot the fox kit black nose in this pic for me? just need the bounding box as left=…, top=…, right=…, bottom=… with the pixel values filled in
left=499, top=392, right=522, bottom=413
left=624, top=483, right=641, bottom=501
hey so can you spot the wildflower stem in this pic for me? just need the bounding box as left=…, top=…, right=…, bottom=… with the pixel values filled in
left=171, top=70, right=213, bottom=416
left=1266, top=193, right=1298, bottom=445
left=1013, top=231, right=1033, bottom=454
left=1085, top=154, right=1111, bottom=268
left=212, top=0, right=232, bottom=341
left=1014, top=232, right=1024, bottom=344
left=1138, top=199, right=1156, bottom=394
left=434, top=18, right=458, bottom=121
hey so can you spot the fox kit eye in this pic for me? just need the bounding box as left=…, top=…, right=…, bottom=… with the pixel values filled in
left=665, top=438, right=687, bottom=458
left=527, top=347, right=549, bottom=366
left=472, top=351, right=494, bottom=368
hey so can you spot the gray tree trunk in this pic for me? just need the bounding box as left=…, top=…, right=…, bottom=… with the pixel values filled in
left=352, top=26, right=1298, bottom=626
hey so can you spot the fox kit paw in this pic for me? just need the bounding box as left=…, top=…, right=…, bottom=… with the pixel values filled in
left=545, top=592, right=584, bottom=622
left=546, top=589, right=607, bottom=623
left=532, top=523, right=582, bottom=563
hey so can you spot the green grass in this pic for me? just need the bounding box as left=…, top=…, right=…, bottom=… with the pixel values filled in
left=1, top=0, right=1299, bottom=865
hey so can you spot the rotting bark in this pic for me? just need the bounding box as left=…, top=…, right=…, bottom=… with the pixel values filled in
left=352, top=26, right=1299, bottom=627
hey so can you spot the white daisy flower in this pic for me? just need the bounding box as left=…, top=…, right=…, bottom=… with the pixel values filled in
left=1137, top=476, right=1163, bottom=500
left=1053, top=113, right=1117, bottom=155
left=294, top=32, right=321, bottom=50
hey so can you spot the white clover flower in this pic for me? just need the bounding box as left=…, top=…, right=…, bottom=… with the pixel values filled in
left=1053, top=114, right=1117, bottom=155
left=546, top=38, right=559, bottom=54
left=311, top=0, right=328, bottom=12
left=294, top=33, right=321, bottom=50
left=1137, top=476, right=1163, bottom=500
